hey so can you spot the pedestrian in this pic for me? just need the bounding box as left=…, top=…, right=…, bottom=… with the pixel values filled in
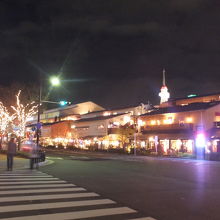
left=7, top=137, right=17, bottom=171
left=30, top=142, right=39, bottom=170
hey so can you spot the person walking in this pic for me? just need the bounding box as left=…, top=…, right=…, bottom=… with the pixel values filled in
left=7, top=138, right=17, bottom=171
left=30, top=141, right=39, bottom=170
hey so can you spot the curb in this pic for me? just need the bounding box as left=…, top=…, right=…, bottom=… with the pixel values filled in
left=39, top=160, right=54, bottom=167
left=23, top=160, right=54, bottom=169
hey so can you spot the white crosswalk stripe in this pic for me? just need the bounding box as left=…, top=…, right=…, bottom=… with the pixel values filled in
left=129, top=217, right=157, bottom=220
left=0, top=180, right=67, bottom=185
left=0, top=175, right=52, bottom=179
left=0, top=174, right=48, bottom=176
left=0, top=175, right=53, bottom=178
left=0, top=187, right=86, bottom=195
left=0, top=183, right=75, bottom=189
left=0, top=171, right=157, bottom=220
left=0, top=177, right=59, bottom=181
left=0, top=199, right=115, bottom=213
left=0, top=192, right=99, bottom=202
left=1, top=207, right=136, bottom=220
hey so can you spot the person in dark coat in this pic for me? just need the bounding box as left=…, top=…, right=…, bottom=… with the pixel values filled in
left=7, top=138, right=17, bottom=171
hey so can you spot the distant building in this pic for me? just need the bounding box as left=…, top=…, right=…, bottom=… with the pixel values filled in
left=140, top=99, right=220, bottom=156
left=26, top=74, right=220, bottom=159
left=29, top=101, right=105, bottom=124
left=31, top=102, right=150, bottom=150
left=172, top=92, right=220, bottom=106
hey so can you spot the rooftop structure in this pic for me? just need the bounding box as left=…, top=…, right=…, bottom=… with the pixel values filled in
left=159, top=69, right=170, bottom=104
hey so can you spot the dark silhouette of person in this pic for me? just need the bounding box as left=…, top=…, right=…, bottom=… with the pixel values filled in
left=7, top=138, right=17, bottom=171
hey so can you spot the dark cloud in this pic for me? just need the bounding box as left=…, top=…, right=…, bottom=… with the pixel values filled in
left=0, top=0, right=219, bottom=108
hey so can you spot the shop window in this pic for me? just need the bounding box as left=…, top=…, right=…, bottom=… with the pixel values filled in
left=214, top=122, right=220, bottom=128
left=97, top=124, right=104, bottom=129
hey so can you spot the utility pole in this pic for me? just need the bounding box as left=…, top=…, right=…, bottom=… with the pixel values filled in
left=134, top=116, right=137, bottom=156
left=36, top=75, right=42, bottom=147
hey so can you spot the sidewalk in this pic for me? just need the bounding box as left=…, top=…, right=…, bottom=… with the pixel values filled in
left=0, top=154, right=29, bottom=172
left=0, top=154, right=53, bottom=173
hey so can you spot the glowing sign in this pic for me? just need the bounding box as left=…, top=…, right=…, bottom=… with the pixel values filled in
left=196, top=133, right=206, bottom=148
left=187, top=94, right=197, bottom=98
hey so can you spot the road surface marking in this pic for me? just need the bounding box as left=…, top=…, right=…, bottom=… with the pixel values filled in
left=46, top=156, right=63, bottom=160
left=0, top=183, right=75, bottom=189
left=0, top=173, right=49, bottom=176
left=2, top=207, right=136, bottom=220
left=0, top=187, right=86, bottom=195
left=130, top=217, right=157, bottom=220
left=0, top=199, right=115, bottom=213
left=0, top=175, right=53, bottom=178
left=0, top=177, right=59, bottom=181
left=0, top=192, right=99, bottom=202
left=0, top=171, right=154, bottom=220
left=0, top=180, right=67, bottom=185
left=70, top=156, right=90, bottom=159
left=195, top=162, right=203, bottom=165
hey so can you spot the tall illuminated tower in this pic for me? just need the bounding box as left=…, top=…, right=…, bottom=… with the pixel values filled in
left=159, top=69, right=170, bottom=104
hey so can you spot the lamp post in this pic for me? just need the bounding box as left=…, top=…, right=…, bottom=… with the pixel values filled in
left=133, top=116, right=138, bottom=156
left=36, top=76, right=60, bottom=147
left=50, top=76, right=61, bottom=87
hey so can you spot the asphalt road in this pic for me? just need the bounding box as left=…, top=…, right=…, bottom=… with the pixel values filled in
left=37, top=152, right=220, bottom=220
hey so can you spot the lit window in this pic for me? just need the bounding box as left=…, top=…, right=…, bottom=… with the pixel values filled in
left=103, top=112, right=111, bottom=116
left=150, top=120, right=156, bottom=125
left=163, top=117, right=173, bottom=124
left=98, top=124, right=104, bottom=129
left=186, top=117, right=193, bottom=123
left=113, top=121, right=120, bottom=126
left=124, top=115, right=131, bottom=124
left=138, top=119, right=145, bottom=126
left=196, top=133, right=206, bottom=148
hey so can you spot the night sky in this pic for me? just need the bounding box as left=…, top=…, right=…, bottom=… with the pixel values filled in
left=0, top=0, right=220, bottom=108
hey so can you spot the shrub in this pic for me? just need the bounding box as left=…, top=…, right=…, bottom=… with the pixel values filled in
left=45, top=145, right=56, bottom=150
left=67, top=145, right=79, bottom=151
left=88, top=145, right=98, bottom=151
left=108, top=147, right=125, bottom=154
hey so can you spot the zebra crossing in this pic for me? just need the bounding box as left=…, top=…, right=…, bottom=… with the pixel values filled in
left=0, top=170, right=156, bottom=220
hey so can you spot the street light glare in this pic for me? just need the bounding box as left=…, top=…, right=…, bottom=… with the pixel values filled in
left=50, top=77, right=60, bottom=86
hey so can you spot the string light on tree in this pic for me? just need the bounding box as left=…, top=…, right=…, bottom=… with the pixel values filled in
left=11, top=90, right=38, bottom=138
left=0, top=102, right=15, bottom=135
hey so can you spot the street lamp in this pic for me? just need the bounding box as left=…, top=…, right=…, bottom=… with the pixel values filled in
left=36, top=75, right=61, bottom=147
left=50, top=76, right=61, bottom=87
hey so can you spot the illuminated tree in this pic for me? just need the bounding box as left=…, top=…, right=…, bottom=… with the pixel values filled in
left=11, top=90, right=38, bottom=138
left=0, top=82, right=40, bottom=112
left=117, top=124, right=135, bottom=152
left=0, top=102, right=15, bottom=135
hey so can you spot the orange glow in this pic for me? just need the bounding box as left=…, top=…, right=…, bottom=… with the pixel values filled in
left=123, top=115, right=131, bottom=124
left=163, top=117, right=173, bottom=124
left=138, top=119, right=145, bottom=126
left=103, top=112, right=111, bottom=116
left=150, top=120, right=156, bottom=125
left=186, top=117, right=193, bottom=123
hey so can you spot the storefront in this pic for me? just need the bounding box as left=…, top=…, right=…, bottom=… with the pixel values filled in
left=141, top=133, right=195, bottom=155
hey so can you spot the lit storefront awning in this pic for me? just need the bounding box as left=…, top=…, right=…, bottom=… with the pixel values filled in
left=208, top=128, right=220, bottom=139
left=140, top=133, right=194, bottom=140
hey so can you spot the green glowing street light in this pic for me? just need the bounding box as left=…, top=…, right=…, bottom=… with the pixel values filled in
left=50, top=76, right=60, bottom=87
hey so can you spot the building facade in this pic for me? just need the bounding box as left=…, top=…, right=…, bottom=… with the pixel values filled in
left=139, top=100, right=220, bottom=156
